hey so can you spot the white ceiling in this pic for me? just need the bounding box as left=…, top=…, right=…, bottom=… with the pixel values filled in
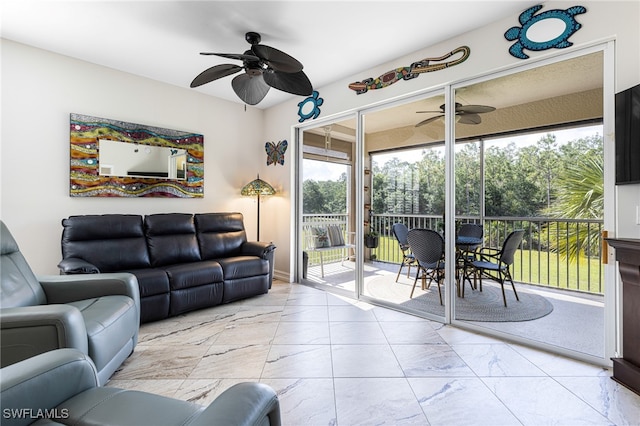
left=0, top=0, right=539, bottom=109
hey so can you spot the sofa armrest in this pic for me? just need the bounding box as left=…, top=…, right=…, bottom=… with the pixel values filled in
left=242, top=242, right=276, bottom=288
left=0, top=305, right=88, bottom=367
left=188, top=382, right=281, bottom=426
left=39, top=273, right=140, bottom=308
left=242, top=241, right=276, bottom=258
left=0, top=349, right=99, bottom=424
left=58, top=257, right=100, bottom=274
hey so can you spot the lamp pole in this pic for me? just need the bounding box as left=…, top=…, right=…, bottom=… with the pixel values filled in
left=256, top=190, right=261, bottom=241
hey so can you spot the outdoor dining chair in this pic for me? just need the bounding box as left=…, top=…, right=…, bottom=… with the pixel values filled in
left=456, top=223, right=484, bottom=296
left=470, top=229, right=525, bottom=307
left=407, top=228, right=445, bottom=304
left=391, top=223, right=417, bottom=282
left=457, top=223, right=484, bottom=241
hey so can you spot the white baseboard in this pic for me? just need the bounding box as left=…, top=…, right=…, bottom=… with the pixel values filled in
left=273, top=269, right=291, bottom=283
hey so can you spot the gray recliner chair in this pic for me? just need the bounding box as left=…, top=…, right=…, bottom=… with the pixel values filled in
left=0, top=220, right=140, bottom=385
left=1, top=348, right=281, bottom=426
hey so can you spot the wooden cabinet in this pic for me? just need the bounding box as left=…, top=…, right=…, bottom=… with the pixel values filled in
left=606, top=238, right=640, bottom=395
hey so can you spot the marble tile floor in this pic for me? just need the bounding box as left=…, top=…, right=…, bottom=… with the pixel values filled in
left=109, top=281, right=640, bottom=425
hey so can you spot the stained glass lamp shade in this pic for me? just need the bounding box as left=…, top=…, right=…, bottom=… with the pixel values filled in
left=241, top=174, right=276, bottom=240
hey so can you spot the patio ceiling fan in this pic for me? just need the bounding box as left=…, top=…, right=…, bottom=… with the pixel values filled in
left=415, top=102, right=496, bottom=127
left=190, top=31, right=313, bottom=105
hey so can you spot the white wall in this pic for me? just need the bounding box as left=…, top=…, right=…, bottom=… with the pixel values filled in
left=263, top=0, right=640, bottom=279
left=2, top=1, right=639, bottom=279
left=0, top=39, right=269, bottom=274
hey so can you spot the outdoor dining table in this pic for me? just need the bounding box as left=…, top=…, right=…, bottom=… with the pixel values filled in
left=409, top=230, right=483, bottom=298
left=455, top=235, right=483, bottom=297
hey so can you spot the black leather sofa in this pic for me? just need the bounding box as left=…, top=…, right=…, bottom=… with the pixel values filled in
left=58, top=213, right=276, bottom=323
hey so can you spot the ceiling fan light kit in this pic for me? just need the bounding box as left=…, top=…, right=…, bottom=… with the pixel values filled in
left=191, top=32, right=313, bottom=105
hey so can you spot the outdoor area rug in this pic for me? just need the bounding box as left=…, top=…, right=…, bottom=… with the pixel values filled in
left=366, top=275, right=554, bottom=322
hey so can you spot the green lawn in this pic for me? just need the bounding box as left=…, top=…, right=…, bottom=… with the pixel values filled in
left=304, top=234, right=603, bottom=294
left=371, top=235, right=604, bottom=294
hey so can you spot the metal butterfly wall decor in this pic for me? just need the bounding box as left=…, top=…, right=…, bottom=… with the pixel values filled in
left=265, top=140, right=288, bottom=166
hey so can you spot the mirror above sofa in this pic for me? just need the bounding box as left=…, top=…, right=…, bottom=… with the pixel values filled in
left=98, top=139, right=188, bottom=180
left=69, top=113, right=204, bottom=198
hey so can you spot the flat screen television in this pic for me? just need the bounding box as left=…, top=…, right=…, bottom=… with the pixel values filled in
left=615, top=83, right=640, bottom=184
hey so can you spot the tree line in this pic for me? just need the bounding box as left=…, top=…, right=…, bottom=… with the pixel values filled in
left=303, top=132, right=603, bottom=221
left=303, top=132, right=603, bottom=260
left=371, top=133, right=603, bottom=219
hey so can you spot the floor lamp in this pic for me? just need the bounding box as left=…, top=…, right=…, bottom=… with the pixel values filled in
left=241, top=174, right=276, bottom=241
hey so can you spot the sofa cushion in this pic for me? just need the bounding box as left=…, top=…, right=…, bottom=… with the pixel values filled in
left=68, top=295, right=137, bottom=372
left=126, top=268, right=170, bottom=298
left=124, top=268, right=170, bottom=323
left=139, top=293, right=170, bottom=324
left=165, top=261, right=223, bottom=290
left=217, top=256, right=268, bottom=280
left=59, top=387, right=205, bottom=426
left=145, top=214, right=201, bottom=267
left=195, top=213, right=247, bottom=259
left=61, top=215, right=151, bottom=272
left=162, top=261, right=225, bottom=318
left=222, top=276, right=269, bottom=304
left=169, top=283, right=224, bottom=317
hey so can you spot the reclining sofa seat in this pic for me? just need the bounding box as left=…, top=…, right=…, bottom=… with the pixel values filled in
left=0, top=221, right=140, bottom=386
left=59, top=212, right=275, bottom=323
left=58, top=214, right=169, bottom=323
left=1, top=348, right=281, bottom=426
left=195, top=213, right=274, bottom=303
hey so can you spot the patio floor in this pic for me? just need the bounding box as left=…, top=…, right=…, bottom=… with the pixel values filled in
left=300, top=260, right=605, bottom=359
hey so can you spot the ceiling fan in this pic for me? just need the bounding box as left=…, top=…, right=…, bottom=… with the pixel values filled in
left=415, top=102, right=496, bottom=127
left=190, top=31, right=313, bottom=105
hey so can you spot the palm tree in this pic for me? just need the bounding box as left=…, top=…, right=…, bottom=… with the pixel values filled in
left=544, top=150, right=603, bottom=261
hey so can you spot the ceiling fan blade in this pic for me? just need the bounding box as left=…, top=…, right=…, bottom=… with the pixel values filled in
left=200, top=52, right=260, bottom=62
left=457, top=104, right=496, bottom=114
left=415, top=115, right=443, bottom=127
left=252, top=44, right=303, bottom=73
left=262, top=70, right=313, bottom=96
left=458, top=113, right=482, bottom=124
left=231, top=73, right=270, bottom=105
left=190, top=64, right=242, bottom=88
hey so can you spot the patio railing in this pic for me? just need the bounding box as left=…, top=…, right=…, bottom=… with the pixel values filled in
left=370, top=214, right=604, bottom=294
left=302, top=213, right=604, bottom=294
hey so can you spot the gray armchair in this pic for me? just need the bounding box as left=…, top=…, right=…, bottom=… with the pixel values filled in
left=1, top=220, right=140, bottom=385
left=0, top=348, right=281, bottom=426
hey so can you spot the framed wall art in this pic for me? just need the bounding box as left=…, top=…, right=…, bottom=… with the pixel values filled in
left=69, top=113, right=204, bottom=198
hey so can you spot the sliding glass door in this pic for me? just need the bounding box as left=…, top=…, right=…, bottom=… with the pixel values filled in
left=451, top=50, right=611, bottom=362
left=298, top=118, right=358, bottom=298
left=294, top=44, right=616, bottom=365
